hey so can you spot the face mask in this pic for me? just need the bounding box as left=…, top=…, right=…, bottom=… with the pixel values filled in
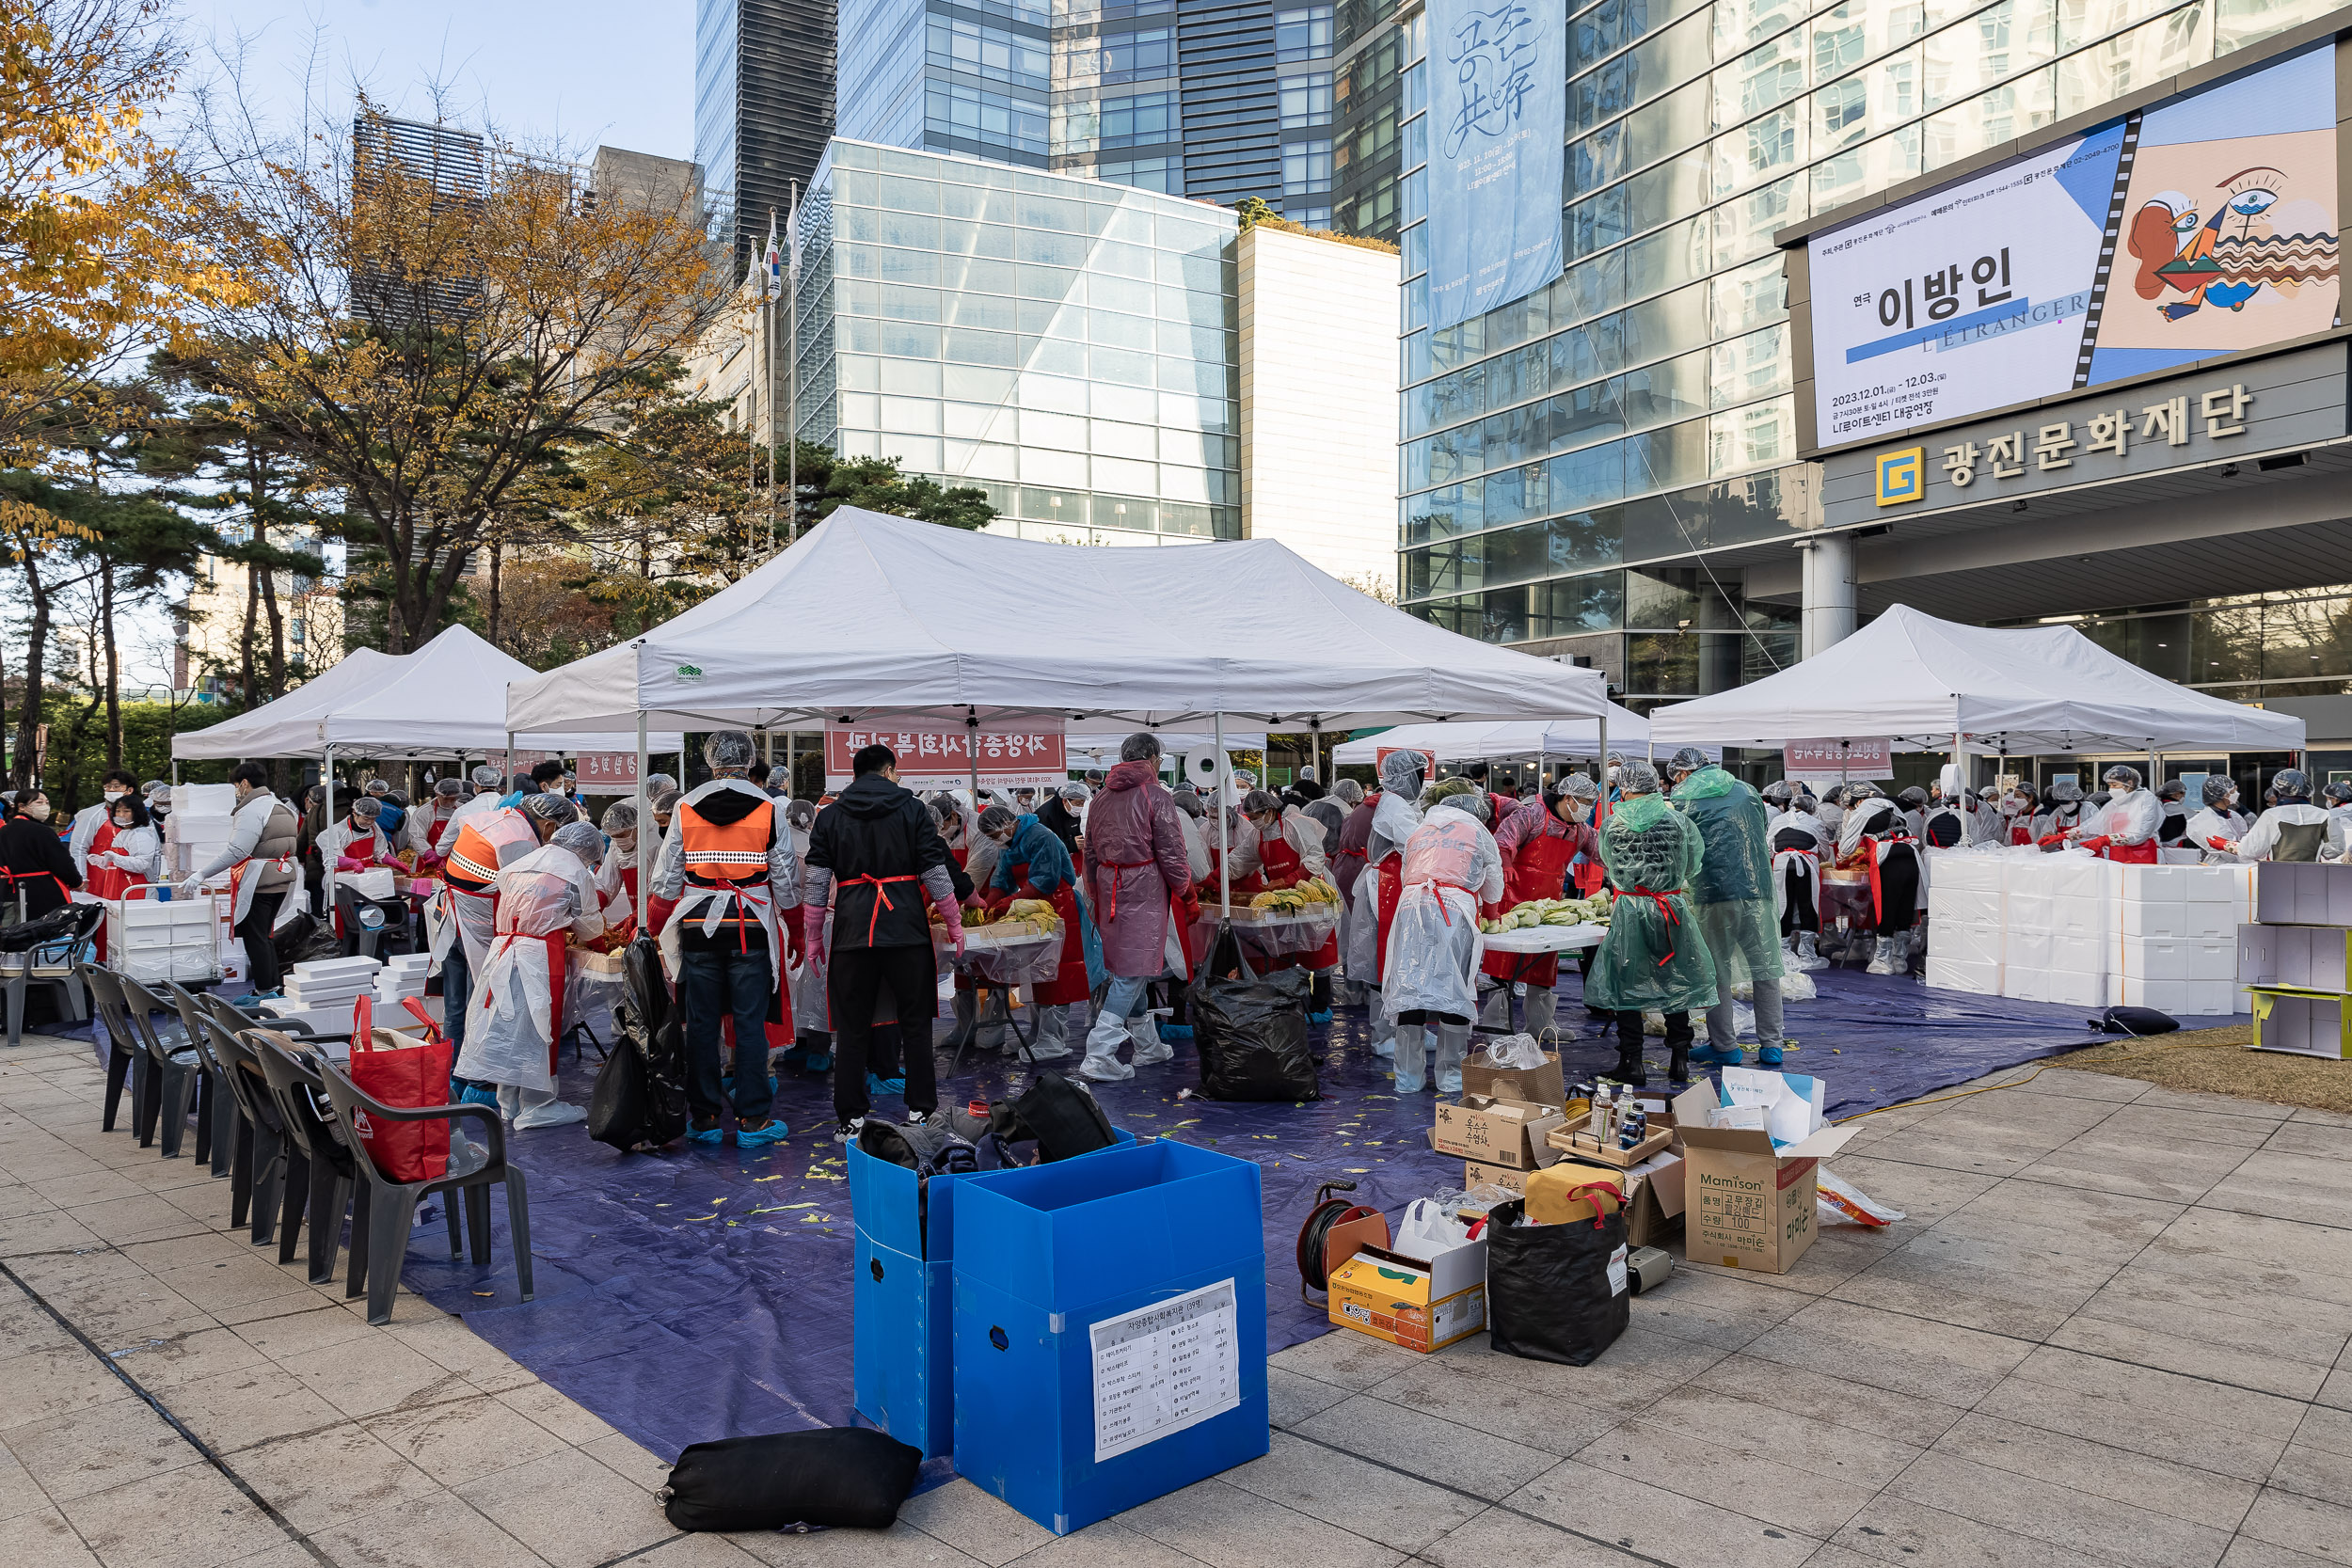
left=103, top=788, right=127, bottom=801
left=24, top=801, right=50, bottom=822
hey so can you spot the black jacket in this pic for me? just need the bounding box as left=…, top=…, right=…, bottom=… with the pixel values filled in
left=807, top=773, right=948, bottom=950
left=1036, top=797, right=1084, bottom=861
left=0, top=815, right=81, bottom=917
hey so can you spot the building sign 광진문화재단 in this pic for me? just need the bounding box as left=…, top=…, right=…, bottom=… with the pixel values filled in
left=1806, top=43, right=2339, bottom=449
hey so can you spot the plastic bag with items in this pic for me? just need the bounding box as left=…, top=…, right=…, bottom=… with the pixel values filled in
left=1393, top=1196, right=1474, bottom=1258
left=1477, top=1031, right=1549, bottom=1070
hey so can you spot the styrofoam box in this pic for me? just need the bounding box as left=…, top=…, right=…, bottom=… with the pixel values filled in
left=2041, top=858, right=2109, bottom=899
left=171, top=783, right=236, bottom=815
left=2185, top=865, right=2250, bottom=905
left=2115, top=865, right=2192, bottom=903
left=2005, top=967, right=2051, bottom=1003
left=294, top=958, right=380, bottom=978
left=2116, top=937, right=2185, bottom=982
left=2045, top=932, right=2103, bottom=976
left=2183, top=980, right=2241, bottom=1018
left=2115, top=975, right=2192, bottom=1013
left=1926, top=851, right=2005, bottom=893
left=1929, top=922, right=2002, bottom=966
left=2122, top=898, right=2188, bottom=939
left=2178, top=901, right=2236, bottom=941
left=2004, top=892, right=2056, bottom=931
left=2042, top=967, right=2104, bottom=1008
left=2050, top=895, right=2105, bottom=938
left=1925, top=957, right=2001, bottom=996
left=2184, top=940, right=2237, bottom=983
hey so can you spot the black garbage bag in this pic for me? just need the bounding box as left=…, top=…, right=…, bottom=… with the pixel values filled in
left=1485, top=1196, right=1629, bottom=1367
left=2090, top=1006, right=2178, bottom=1036
left=661, top=1427, right=924, bottom=1532
left=1188, top=920, right=1318, bottom=1101
left=974, top=1071, right=1119, bottom=1165
left=589, top=937, right=688, bottom=1151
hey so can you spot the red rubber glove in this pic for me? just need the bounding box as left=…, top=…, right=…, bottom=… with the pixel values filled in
left=647, top=894, right=678, bottom=937
left=2036, top=833, right=2067, bottom=850
left=2076, top=835, right=2111, bottom=855
left=787, top=914, right=807, bottom=968
left=2207, top=836, right=2233, bottom=850
left=1478, top=898, right=1505, bottom=921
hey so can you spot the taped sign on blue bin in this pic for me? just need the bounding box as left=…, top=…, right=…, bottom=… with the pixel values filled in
left=1090, top=1278, right=1243, bottom=1464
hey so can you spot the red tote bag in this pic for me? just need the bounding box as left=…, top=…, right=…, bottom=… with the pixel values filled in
left=345, top=996, right=456, bottom=1184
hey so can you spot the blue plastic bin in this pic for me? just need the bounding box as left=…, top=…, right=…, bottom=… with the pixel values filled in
left=950, top=1140, right=1268, bottom=1535
left=849, top=1126, right=1137, bottom=1459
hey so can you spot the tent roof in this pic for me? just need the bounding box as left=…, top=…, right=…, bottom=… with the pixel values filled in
left=1328, top=705, right=1699, bottom=765
left=504, top=508, right=1607, bottom=734
left=1645, top=605, right=2305, bottom=754
left=174, top=626, right=681, bottom=761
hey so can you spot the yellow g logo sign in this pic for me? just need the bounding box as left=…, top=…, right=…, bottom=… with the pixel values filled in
left=1875, top=447, right=1924, bottom=506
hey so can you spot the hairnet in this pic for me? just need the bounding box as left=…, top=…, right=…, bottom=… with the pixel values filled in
left=1557, top=770, right=1600, bottom=801
left=2157, top=779, right=2185, bottom=801
left=977, top=804, right=1017, bottom=836
left=142, top=779, right=167, bottom=795
left=1618, top=760, right=1661, bottom=795
left=470, top=765, right=501, bottom=788
left=2327, top=781, right=2352, bottom=806
left=599, top=800, right=637, bottom=834
left=1378, top=749, right=1429, bottom=798
left=551, top=820, right=606, bottom=866
left=1896, top=786, right=1928, bottom=809
left=1331, top=778, right=1363, bottom=806
left=434, top=777, right=463, bottom=799
left=1429, top=788, right=1490, bottom=824
left=2194, top=775, right=2232, bottom=807
left=930, top=793, right=961, bottom=828
left=649, top=785, right=680, bottom=812
left=1058, top=782, right=1089, bottom=802
left=785, top=798, right=815, bottom=831
left=704, top=730, right=755, bottom=771
left=1666, top=746, right=1709, bottom=774
left=646, top=772, right=677, bottom=795
left=1171, top=788, right=1203, bottom=818
left=1761, top=781, right=1792, bottom=808
left=1120, top=733, right=1161, bottom=762
left=2274, top=768, right=2312, bottom=798
left=364, top=778, right=389, bottom=795
left=2103, top=764, right=2142, bottom=789
left=522, top=792, right=575, bottom=826
left=347, top=796, right=382, bottom=821
left=2048, top=777, right=2083, bottom=802
left=1240, top=788, right=1283, bottom=817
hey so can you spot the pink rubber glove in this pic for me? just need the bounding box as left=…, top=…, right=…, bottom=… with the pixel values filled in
left=933, top=891, right=964, bottom=958
left=337, top=853, right=373, bottom=873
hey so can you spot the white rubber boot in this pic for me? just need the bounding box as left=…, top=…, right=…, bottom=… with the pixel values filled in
left=1392, top=1022, right=1426, bottom=1092
left=1434, top=1022, right=1470, bottom=1095
left=1891, top=930, right=1915, bottom=974
left=1130, top=1011, right=1173, bottom=1066
left=1025, top=1003, right=1074, bottom=1060
left=1866, top=936, right=1898, bottom=974
left=1793, top=930, right=1828, bottom=971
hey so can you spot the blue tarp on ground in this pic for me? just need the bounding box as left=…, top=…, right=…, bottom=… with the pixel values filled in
left=375, top=962, right=2213, bottom=1463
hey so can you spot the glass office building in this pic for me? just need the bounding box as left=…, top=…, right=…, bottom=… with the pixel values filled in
left=790, top=139, right=1245, bottom=543
left=834, top=0, right=1343, bottom=222
left=1336, top=0, right=2345, bottom=707
left=697, top=0, right=837, bottom=266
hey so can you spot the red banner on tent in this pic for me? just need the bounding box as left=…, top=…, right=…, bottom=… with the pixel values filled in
left=574, top=752, right=638, bottom=791
left=1784, top=738, right=1892, bottom=780
left=824, top=723, right=1067, bottom=791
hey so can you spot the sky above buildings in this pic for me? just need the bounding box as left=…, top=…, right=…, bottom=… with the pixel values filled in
left=179, top=0, right=697, bottom=163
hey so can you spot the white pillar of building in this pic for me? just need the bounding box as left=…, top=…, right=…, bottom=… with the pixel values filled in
left=1798, top=533, right=1857, bottom=659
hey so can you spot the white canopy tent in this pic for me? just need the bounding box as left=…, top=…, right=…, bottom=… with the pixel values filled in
left=174, top=625, right=680, bottom=831
left=505, top=507, right=1609, bottom=922
left=1065, top=729, right=1268, bottom=774
left=1329, top=705, right=1708, bottom=772
left=1645, top=604, right=2306, bottom=756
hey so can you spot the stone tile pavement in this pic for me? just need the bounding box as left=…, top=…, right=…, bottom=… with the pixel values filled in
left=2, top=1027, right=2348, bottom=1567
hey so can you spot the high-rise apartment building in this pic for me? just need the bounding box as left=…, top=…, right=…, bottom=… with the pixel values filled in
left=832, top=0, right=1341, bottom=222
left=698, top=0, right=838, bottom=264
left=1344, top=0, right=2351, bottom=723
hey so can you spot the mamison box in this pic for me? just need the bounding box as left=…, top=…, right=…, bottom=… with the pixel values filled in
left=1669, top=1083, right=1853, bottom=1274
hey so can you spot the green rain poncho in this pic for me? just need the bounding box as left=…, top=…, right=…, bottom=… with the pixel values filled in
left=1585, top=791, right=1718, bottom=1013
left=1672, top=764, right=1786, bottom=990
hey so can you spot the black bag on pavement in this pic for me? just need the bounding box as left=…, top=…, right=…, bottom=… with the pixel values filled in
left=2090, top=1005, right=2179, bottom=1036
left=1188, top=921, right=1318, bottom=1101
left=661, top=1427, right=924, bottom=1532
left=588, top=937, right=689, bottom=1151
left=1485, top=1196, right=1630, bottom=1367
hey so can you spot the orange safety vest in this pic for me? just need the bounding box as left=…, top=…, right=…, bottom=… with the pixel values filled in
left=679, top=797, right=773, bottom=924
left=444, top=808, right=533, bottom=895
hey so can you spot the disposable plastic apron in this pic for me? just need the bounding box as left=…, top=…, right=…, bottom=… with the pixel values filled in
left=1008, top=861, right=1089, bottom=1006
left=1482, top=825, right=1575, bottom=988
left=1253, top=830, right=1336, bottom=970
left=477, top=928, right=568, bottom=1077
left=435, top=883, right=498, bottom=974
left=1381, top=874, right=1482, bottom=1019
left=1771, top=847, right=1820, bottom=922
left=686, top=874, right=790, bottom=1016
left=1094, top=852, right=1196, bottom=980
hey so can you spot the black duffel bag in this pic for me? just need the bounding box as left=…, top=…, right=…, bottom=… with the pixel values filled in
left=1188, top=920, right=1318, bottom=1101
left=588, top=937, right=689, bottom=1152
left=1485, top=1195, right=1629, bottom=1367
left=661, top=1427, right=924, bottom=1532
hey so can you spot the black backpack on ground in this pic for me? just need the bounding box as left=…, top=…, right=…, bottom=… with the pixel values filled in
left=588, top=937, right=690, bottom=1151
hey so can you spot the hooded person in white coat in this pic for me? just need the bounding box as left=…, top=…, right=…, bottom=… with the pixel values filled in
left=2234, top=768, right=2331, bottom=862
left=1381, top=783, right=1502, bottom=1095
left=2186, top=775, right=2251, bottom=863
left=455, top=819, right=608, bottom=1128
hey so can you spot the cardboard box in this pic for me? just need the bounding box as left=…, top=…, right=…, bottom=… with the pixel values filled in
left=1544, top=1152, right=1684, bottom=1248
left=1545, top=1122, right=1672, bottom=1169
left=1458, top=1049, right=1565, bottom=1111
left=1670, top=1082, right=1853, bottom=1274
left=2249, top=988, right=2351, bottom=1058
left=2254, top=863, right=2342, bottom=927
left=1432, top=1097, right=1565, bottom=1170
left=1462, top=1159, right=1529, bottom=1196
left=1327, top=1240, right=1487, bottom=1353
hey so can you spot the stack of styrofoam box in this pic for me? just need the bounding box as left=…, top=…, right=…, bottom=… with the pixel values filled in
left=109, top=894, right=220, bottom=984
left=1923, top=850, right=2007, bottom=996
left=373, top=953, right=431, bottom=1003
left=2236, top=863, right=2352, bottom=1056
left=281, top=956, right=380, bottom=1011
left=166, top=783, right=238, bottom=881
left=2105, top=862, right=2248, bottom=1019
left=1999, top=853, right=2111, bottom=1008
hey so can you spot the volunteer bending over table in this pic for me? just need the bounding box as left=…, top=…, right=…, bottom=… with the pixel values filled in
left=1345, top=748, right=1431, bottom=1061
left=1477, top=771, right=1599, bottom=1039
left=1382, top=779, right=1502, bottom=1095
left=2063, top=765, right=2163, bottom=863
left=1225, top=787, right=1337, bottom=1019
left=456, top=818, right=609, bottom=1129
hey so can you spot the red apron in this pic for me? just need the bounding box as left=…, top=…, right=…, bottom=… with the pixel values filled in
left=85, top=821, right=131, bottom=958
left=1009, top=862, right=1089, bottom=1006
left=1481, top=821, right=1578, bottom=988
left=2008, top=819, right=2034, bottom=846
left=2101, top=837, right=2161, bottom=864
left=1863, top=833, right=1919, bottom=927
left=1252, top=830, right=1337, bottom=970
left=1373, top=853, right=1405, bottom=974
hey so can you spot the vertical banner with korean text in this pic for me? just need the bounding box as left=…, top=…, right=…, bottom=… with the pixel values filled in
left=823, top=721, right=1069, bottom=792
left=1423, top=0, right=1565, bottom=332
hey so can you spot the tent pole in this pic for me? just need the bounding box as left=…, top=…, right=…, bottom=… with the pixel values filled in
left=1310, top=719, right=1320, bottom=787
left=1216, top=710, right=1229, bottom=918
left=634, top=713, right=649, bottom=930
left=172, top=757, right=180, bottom=785
left=1596, top=709, right=1608, bottom=824
left=324, top=744, right=336, bottom=854
left=965, top=710, right=979, bottom=806
left=786, top=730, right=795, bottom=797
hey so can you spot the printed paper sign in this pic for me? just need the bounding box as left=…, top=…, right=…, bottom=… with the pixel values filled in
left=824, top=722, right=1067, bottom=792
left=1091, top=1278, right=1241, bottom=1464
left=1783, top=738, right=1892, bottom=781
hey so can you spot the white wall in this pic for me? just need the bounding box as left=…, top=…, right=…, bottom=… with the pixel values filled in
left=1237, top=226, right=1400, bottom=594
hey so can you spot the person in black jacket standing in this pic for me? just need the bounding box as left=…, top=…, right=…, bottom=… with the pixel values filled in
left=803, top=742, right=963, bottom=1135
left=0, top=792, right=81, bottom=919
